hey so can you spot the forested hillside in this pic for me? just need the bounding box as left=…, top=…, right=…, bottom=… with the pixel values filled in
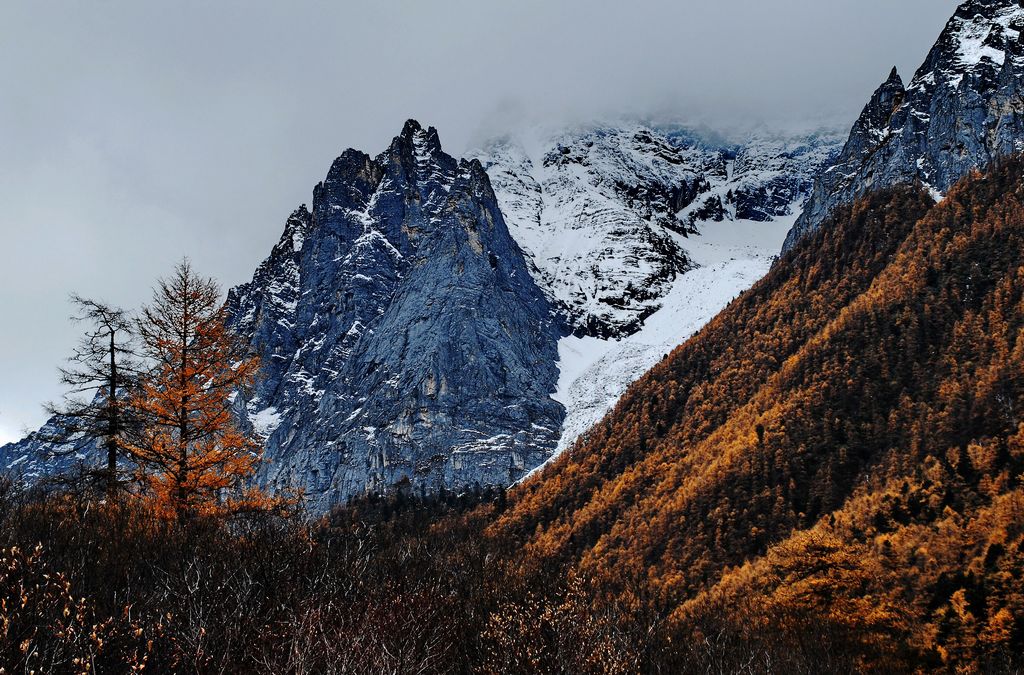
left=492, top=157, right=1024, bottom=670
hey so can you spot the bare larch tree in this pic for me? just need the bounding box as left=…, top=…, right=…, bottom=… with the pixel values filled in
left=44, top=295, right=140, bottom=495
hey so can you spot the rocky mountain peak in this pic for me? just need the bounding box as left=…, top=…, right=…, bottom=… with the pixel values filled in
left=282, top=205, right=313, bottom=251
left=784, top=0, right=1024, bottom=250
left=875, top=66, right=905, bottom=105
left=387, top=119, right=454, bottom=179
left=842, top=68, right=905, bottom=156
left=223, top=119, right=564, bottom=511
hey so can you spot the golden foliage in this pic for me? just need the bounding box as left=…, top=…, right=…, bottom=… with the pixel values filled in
left=491, top=157, right=1024, bottom=669
left=127, top=260, right=279, bottom=519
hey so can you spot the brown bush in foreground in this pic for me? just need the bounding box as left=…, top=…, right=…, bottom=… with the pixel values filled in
left=0, top=544, right=104, bottom=673
left=0, top=485, right=502, bottom=673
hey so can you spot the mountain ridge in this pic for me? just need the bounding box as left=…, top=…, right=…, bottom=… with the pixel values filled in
left=1, top=120, right=841, bottom=509
left=785, top=0, right=1024, bottom=249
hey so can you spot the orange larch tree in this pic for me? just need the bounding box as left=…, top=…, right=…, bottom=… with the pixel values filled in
left=128, top=259, right=269, bottom=518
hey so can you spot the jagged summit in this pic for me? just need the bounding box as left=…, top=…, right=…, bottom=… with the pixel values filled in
left=224, top=119, right=565, bottom=511
left=785, top=0, right=1024, bottom=249
left=872, top=67, right=905, bottom=111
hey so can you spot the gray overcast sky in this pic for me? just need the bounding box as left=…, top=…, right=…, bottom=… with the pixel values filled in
left=0, top=0, right=960, bottom=442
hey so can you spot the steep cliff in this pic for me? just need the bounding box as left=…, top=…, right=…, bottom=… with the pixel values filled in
left=226, top=120, right=564, bottom=511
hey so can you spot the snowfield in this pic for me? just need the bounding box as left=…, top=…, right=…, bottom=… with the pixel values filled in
left=546, top=213, right=796, bottom=470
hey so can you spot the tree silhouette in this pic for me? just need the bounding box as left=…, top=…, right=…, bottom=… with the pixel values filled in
left=43, top=295, right=140, bottom=495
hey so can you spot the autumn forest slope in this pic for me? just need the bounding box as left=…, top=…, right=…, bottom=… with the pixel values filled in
left=495, top=157, right=1024, bottom=668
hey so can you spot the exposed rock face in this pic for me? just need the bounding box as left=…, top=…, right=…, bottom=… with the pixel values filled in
left=471, top=124, right=841, bottom=338
left=785, top=0, right=1024, bottom=250
left=224, top=120, right=565, bottom=511
left=0, top=417, right=82, bottom=482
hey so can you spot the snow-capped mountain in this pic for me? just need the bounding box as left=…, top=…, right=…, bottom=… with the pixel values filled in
left=0, top=121, right=843, bottom=508
left=786, top=0, right=1024, bottom=249
left=471, top=123, right=844, bottom=457
left=470, top=124, right=843, bottom=338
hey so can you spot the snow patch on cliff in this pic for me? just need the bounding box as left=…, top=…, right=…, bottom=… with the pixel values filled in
left=544, top=212, right=797, bottom=471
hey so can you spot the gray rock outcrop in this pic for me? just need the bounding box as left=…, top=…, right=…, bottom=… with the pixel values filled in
left=786, top=0, right=1024, bottom=250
